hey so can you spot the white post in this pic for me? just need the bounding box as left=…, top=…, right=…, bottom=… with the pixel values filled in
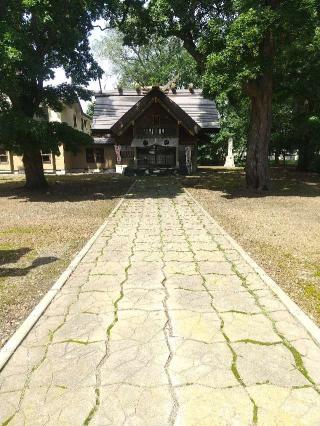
left=224, top=138, right=235, bottom=168
left=185, top=146, right=192, bottom=174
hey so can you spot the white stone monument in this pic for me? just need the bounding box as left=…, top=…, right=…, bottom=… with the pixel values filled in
left=224, top=138, right=235, bottom=168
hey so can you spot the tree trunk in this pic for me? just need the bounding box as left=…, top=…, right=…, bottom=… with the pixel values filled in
left=245, top=75, right=273, bottom=191
left=274, top=149, right=280, bottom=165
left=23, top=151, right=48, bottom=190
left=297, top=137, right=313, bottom=171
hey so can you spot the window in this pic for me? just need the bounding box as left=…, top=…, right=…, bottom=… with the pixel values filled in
left=0, top=149, right=8, bottom=164
left=95, top=148, right=105, bottom=163
left=86, top=148, right=95, bottom=163
left=41, top=151, right=51, bottom=164
left=73, top=114, right=77, bottom=128
left=84, top=120, right=87, bottom=129
left=86, top=148, right=105, bottom=163
left=121, top=146, right=134, bottom=160
left=153, top=114, right=161, bottom=127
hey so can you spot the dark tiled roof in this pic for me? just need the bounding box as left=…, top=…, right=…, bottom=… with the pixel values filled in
left=92, top=89, right=220, bottom=131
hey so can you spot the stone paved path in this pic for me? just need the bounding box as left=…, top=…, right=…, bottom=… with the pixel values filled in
left=1, top=178, right=320, bottom=426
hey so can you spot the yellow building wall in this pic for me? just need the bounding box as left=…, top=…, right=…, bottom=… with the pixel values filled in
left=12, top=155, right=24, bottom=173
left=0, top=151, right=13, bottom=173
left=64, top=145, right=116, bottom=171
left=55, top=145, right=66, bottom=171
left=0, top=102, right=96, bottom=174
left=60, top=104, right=91, bottom=135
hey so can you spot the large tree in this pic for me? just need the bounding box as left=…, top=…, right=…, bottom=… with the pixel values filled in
left=102, top=0, right=318, bottom=189
left=0, top=0, right=103, bottom=189
left=92, top=31, right=200, bottom=88
left=275, top=16, right=320, bottom=172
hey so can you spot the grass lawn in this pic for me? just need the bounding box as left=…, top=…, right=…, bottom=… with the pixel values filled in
left=182, top=166, right=320, bottom=325
left=0, top=174, right=133, bottom=347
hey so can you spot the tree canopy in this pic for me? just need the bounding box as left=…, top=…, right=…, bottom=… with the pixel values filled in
left=102, top=0, right=320, bottom=187
left=92, top=30, right=200, bottom=88
left=0, top=0, right=104, bottom=188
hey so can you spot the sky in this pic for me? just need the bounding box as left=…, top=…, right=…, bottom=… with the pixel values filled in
left=47, top=20, right=117, bottom=112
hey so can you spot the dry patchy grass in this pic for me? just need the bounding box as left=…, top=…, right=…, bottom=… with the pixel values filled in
left=0, top=174, right=133, bottom=346
left=182, top=167, right=320, bottom=325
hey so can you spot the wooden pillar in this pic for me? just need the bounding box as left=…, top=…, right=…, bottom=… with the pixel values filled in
left=9, top=151, right=14, bottom=173
left=52, top=153, right=57, bottom=174
left=134, top=147, right=138, bottom=168
left=176, top=124, right=180, bottom=170
left=176, top=144, right=179, bottom=169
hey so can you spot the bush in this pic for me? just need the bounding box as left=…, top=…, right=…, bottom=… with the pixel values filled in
left=310, top=155, right=320, bottom=173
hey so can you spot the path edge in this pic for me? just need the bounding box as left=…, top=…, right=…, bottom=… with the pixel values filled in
left=183, top=186, right=320, bottom=346
left=0, top=180, right=136, bottom=372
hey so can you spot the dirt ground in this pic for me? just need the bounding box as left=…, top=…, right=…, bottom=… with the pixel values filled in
left=1, top=168, right=319, bottom=347
left=181, top=167, right=320, bottom=325
left=0, top=174, right=133, bottom=347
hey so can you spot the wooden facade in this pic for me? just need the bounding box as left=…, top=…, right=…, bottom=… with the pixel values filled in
left=92, top=86, right=220, bottom=173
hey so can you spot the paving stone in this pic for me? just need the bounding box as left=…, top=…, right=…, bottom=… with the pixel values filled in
left=129, top=261, right=163, bottom=275
left=269, top=310, right=312, bottom=341
left=120, top=289, right=165, bottom=311
left=234, top=342, right=309, bottom=387
left=175, top=385, right=254, bottom=426
left=69, top=291, right=120, bottom=314
left=204, top=274, right=245, bottom=293
left=101, top=339, right=169, bottom=387
left=110, top=310, right=167, bottom=343
left=81, top=274, right=124, bottom=293
left=167, top=289, right=213, bottom=312
left=70, top=262, right=94, bottom=276
left=52, top=312, right=113, bottom=343
left=134, top=241, right=162, bottom=251
left=131, top=251, right=163, bottom=262
left=247, top=385, right=320, bottom=425
left=29, top=341, right=106, bottom=389
left=210, top=291, right=261, bottom=314
left=91, top=260, right=129, bottom=275
left=194, top=250, right=226, bottom=262
left=20, top=385, right=97, bottom=425
left=0, top=391, right=21, bottom=425
left=164, top=261, right=198, bottom=276
left=245, top=272, right=270, bottom=290
left=221, top=312, right=281, bottom=343
left=170, top=309, right=224, bottom=343
left=198, top=260, right=235, bottom=275
left=163, top=251, right=194, bottom=262
left=0, top=344, right=47, bottom=392
left=255, top=288, right=287, bottom=312
left=165, top=275, right=205, bottom=292
left=290, top=338, right=320, bottom=384
left=169, top=338, right=238, bottom=387
left=162, top=242, right=191, bottom=252
left=92, top=384, right=172, bottom=426
left=42, top=291, right=79, bottom=317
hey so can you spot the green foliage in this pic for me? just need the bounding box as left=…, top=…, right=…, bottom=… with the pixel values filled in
left=103, top=0, right=320, bottom=178
left=0, top=0, right=103, bottom=158
left=198, top=95, right=249, bottom=165
left=92, top=31, right=200, bottom=87
left=0, top=110, right=92, bottom=155
left=86, top=102, right=95, bottom=119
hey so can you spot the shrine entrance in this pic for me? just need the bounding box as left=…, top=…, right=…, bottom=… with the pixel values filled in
left=136, top=145, right=176, bottom=168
